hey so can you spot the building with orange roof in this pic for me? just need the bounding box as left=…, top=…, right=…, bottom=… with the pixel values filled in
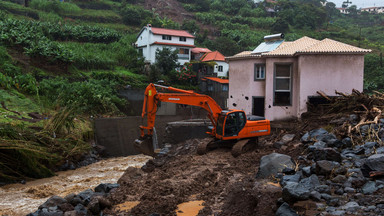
left=135, top=24, right=195, bottom=65
left=226, top=34, right=370, bottom=121
left=200, top=51, right=229, bottom=77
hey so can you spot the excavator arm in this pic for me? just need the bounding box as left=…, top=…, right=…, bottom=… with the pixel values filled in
left=135, top=83, right=223, bottom=156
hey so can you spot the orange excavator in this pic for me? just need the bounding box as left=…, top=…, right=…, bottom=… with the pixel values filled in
left=134, top=83, right=271, bottom=157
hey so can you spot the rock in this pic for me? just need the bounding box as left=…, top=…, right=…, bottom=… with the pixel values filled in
left=341, top=137, right=353, bottom=148
left=342, top=201, right=360, bottom=211
left=302, top=166, right=311, bottom=177
left=313, top=148, right=342, bottom=162
left=39, top=212, right=64, bottom=216
left=327, top=210, right=346, bottom=216
left=334, top=188, right=344, bottom=195
left=327, top=198, right=340, bottom=207
left=349, top=114, right=359, bottom=122
left=309, top=191, right=322, bottom=201
left=344, top=187, right=355, bottom=193
left=299, top=174, right=320, bottom=191
left=332, top=175, right=347, bottom=183
left=364, top=142, right=378, bottom=149
left=273, top=141, right=284, bottom=149
left=256, top=153, right=296, bottom=178
left=315, top=185, right=331, bottom=194
left=362, top=181, right=377, bottom=194
left=301, top=128, right=333, bottom=143
left=366, top=205, right=376, bottom=212
left=376, top=147, right=384, bottom=154
left=321, top=193, right=332, bottom=201
left=361, top=154, right=384, bottom=177
left=58, top=203, right=74, bottom=212
left=316, top=160, right=340, bottom=176
left=87, top=197, right=100, bottom=215
left=74, top=204, right=88, bottom=215
left=94, top=183, right=120, bottom=194
left=360, top=125, right=370, bottom=133
left=281, top=173, right=301, bottom=187
left=39, top=196, right=67, bottom=209
left=78, top=189, right=94, bottom=206
left=347, top=176, right=367, bottom=188
left=326, top=139, right=343, bottom=148
left=275, top=202, right=298, bottom=216
left=308, top=141, right=327, bottom=151
left=281, top=134, right=295, bottom=144
left=64, top=194, right=76, bottom=203
left=282, top=182, right=310, bottom=203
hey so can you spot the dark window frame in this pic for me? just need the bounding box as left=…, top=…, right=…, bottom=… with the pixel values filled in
left=162, top=35, right=172, bottom=40
left=218, top=65, right=223, bottom=72
left=273, top=63, right=292, bottom=106
left=179, top=37, right=187, bottom=42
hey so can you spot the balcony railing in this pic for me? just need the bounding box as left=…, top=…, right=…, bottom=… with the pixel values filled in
left=177, top=54, right=189, bottom=60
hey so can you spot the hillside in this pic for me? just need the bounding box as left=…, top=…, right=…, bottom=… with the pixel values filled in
left=0, top=0, right=384, bottom=183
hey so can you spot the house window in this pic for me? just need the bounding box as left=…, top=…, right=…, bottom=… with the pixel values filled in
left=218, top=65, right=223, bottom=72
left=222, top=84, right=228, bottom=91
left=254, top=64, right=265, bottom=80
left=138, top=48, right=143, bottom=56
left=162, top=35, right=171, bottom=40
left=179, top=37, right=186, bottom=42
left=274, top=64, right=292, bottom=106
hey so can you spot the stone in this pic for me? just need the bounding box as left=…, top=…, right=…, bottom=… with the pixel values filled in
left=87, top=197, right=100, bottom=215
left=327, top=198, right=340, bottom=207
left=316, top=160, right=340, bottom=176
left=332, top=175, right=347, bottom=183
left=275, top=202, right=298, bottom=216
left=308, top=141, right=327, bottom=152
left=74, top=204, right=88, bottom=215
left=309, top=191, right=322, bottom=201
left=321, top=193, right=332, bottom=201
left=281, top=174, right=301, bottom=187
left=313, top=148, right=342, bottom=162
left=273, top=141, right=284, bottom=149
left=349, top=114, right=359, bottom=122
left=301, top=128, right=329, bottom=143
left=94, top=183, right=120, bottom=193
left=344, top=187, right=355, bottom=193
left=39, top=196, right=67, bottom=210
left=299, top=174, right=320, bottom=191
left=281, top=134, right=295, bottom=144
left=361, top=154, right=384, bottom=177
left=334, top=188, right=344, bottom=195
left=256, top=153, right=295, bottom=178
left=302, top=166, right=311, bottom=177
left=341, top=137, right=353, bottom=148
left=57, top=203, right=74, bottom=212
left=64, top=193, right=76, bottom=203
left=376, top=147, right=384, bottom=154
left=282, top=182, right=310, bottom=203
left=315, top=185, right=331, bottom=194
left=326, top=139, right=343, bottom=148
left=282, top=167, right=296, bottom=175
left=364, top=142, right=378, bottom=149
left=362, top=181, right=377, bottom=195
left=328, top=210, right=346, bottom=216
left=342, top=201, right=360, bottom=211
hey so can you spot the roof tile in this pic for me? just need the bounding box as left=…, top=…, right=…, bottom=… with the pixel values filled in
left=201, top=51, right=225, bottom=62
left=263, top=36, right=319, bottom=56
left=298, top=38, right=371, bottom=54
left=203, top=77, right=229, bottom=84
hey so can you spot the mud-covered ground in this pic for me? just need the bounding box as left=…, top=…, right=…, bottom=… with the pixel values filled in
left=0, top=155, right=151, bottom=216
left=105, top=136, right=306, bottom=215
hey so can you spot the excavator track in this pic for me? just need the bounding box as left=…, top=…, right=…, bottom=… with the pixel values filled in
left=231, top=138, right=258, bottom=157
left=197, top=138, right=216, bottom=155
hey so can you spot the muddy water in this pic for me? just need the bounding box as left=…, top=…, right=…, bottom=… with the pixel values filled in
left=0, top=155, right=151, bottom=216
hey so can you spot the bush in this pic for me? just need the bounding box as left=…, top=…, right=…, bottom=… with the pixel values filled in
left=120, top=5, right=152, bottom=26
left=30, top=0, right=81, bottom=15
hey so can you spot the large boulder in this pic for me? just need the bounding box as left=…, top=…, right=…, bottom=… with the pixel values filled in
left=39, top=196, right=68, bottom=209
left=301, top=128, right=336, bottom=143
left=256, top=153, right=296, bottom=178
left=282, top=182, right=311, bottom=203
left=312, top=148, right=342, bottom=162
left=275, top=202, right=298, bottom=216
left=315, top=160, right=340, bottom=176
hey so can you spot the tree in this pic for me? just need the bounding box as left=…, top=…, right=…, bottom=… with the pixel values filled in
left=347, top=5, right=358, bottom=17
left=154, top=48, right=179, bottom=76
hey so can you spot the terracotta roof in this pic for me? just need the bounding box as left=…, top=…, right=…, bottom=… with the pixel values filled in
left=225, top=51, right=261, bottom=60
left=200, top=51, right=225, bottom=62
left=151, top=42, right=195, bottom=48
left=263, top=36, right=320, bottom=56
left=191, top=47, right=211, bottom=53
left=203, top=77, right=229, bottom=84
left=151, top=27, right=195, bottom=38
left=298, top=38, right=371, bottom=54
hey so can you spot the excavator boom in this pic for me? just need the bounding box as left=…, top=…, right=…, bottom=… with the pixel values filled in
left=135, top=83, right=222, bottom=155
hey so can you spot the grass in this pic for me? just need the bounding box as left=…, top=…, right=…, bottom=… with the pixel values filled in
left=0, top=1, right=39, bottom=19
left=63, top=9, right=122, bottom=23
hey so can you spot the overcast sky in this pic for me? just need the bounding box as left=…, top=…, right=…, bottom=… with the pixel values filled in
left=328, top=0, right=384, bottom=8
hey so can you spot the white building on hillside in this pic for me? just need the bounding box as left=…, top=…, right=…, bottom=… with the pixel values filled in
left=135, top=24, right=195, bottom=65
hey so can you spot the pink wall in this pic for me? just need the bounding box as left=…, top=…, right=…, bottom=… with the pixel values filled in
left=228, top=59, right=265, bottom=113
left=264, top=57, right=298, bottom=121
left=228, top=54, right=365, bottom=121
left=297, top=55, right=364, bottom=115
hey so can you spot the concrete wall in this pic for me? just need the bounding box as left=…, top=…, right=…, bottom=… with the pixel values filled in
left=214, top=61, right=229, bottom=77
left=94, top=115, right=201, bottom=156
left=297, top=54, right=364, bottom=115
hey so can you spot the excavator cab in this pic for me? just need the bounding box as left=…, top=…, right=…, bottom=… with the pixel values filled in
left=216, top=111, right=246, bottom=137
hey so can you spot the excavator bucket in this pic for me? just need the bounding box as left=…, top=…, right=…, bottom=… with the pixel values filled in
left=134, top=127, right=158, bottom=157
left=134, top=136, right=155, bottom=157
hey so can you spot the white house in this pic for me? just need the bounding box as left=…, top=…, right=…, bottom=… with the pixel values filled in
left=361, top=6, right=384, bottom=13
left=135, top=24, right=195, bottom=65
left=200, top=51, right=229, bottom=77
